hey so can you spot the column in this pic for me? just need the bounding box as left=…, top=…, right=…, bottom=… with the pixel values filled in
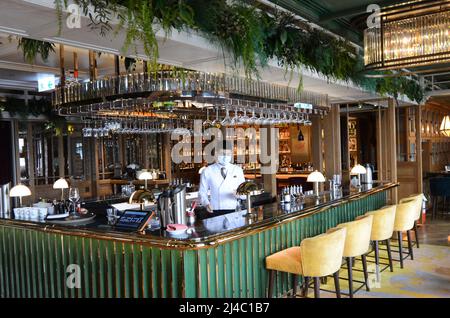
left=323, top=105, right=341, bottom=179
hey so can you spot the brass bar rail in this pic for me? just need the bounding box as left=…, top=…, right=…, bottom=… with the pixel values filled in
left=0, top=185, right=393, bottom=298
left=0, top=183, right=397, bottom=250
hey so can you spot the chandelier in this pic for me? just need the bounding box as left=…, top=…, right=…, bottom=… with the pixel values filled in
left=440, top=115, right=450, bottom=136
left=364, top=0, right=450, bottom=70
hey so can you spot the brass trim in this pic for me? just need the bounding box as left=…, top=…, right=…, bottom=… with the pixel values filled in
left=0, top=183, right=397, bottom=250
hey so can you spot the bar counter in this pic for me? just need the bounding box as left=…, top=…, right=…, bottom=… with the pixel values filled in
left=0, top=182, right=397, bottom=298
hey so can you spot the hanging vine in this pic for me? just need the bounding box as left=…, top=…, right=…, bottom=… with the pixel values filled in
left=17, top=38, right=56, bottom=63
left=46, top=0, right=424, bottom=103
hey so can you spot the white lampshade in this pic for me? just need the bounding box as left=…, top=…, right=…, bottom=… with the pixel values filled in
left=350, top=164, right=367, bottom=175
left=307, top=170, right=326, bottom=183
left=10, top=184, right=31, bottom=197
left=138, top=171, right=153, bottom=180
left=53, top=178, right=69, bottom=189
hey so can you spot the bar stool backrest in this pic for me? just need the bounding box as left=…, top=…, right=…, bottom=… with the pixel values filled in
left=336, top=215, right=373, bottom=258
left=393, top=201, right=416, bottom=232
left=300, top=227, right=347, bottom=278
left=364, top=205, right=396, bottom=241
left=399, top=194, right=423, bottom=221
left=430, top=178, right=450, bottom=197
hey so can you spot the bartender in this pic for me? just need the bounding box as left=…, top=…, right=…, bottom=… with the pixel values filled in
left=198, top=141, right=246, bottom=218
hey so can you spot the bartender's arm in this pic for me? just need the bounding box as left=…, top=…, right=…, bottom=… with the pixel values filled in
left=198, top=170, right=213, bottom=213
left=235, top=165, right=247, bottom=199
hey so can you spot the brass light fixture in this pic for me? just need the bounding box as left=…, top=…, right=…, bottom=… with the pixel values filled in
left=440, top=115, right=450, bottom=136
left=364, top=0, right=450, bottom=70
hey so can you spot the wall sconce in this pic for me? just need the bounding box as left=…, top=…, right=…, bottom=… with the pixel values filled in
left=307, top=170, right=325, bottom=197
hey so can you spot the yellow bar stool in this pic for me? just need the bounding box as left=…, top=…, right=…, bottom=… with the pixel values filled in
left=393, top=200, right=417, bottom=268
left=363, top=205, right=396, bottom=273
left=265, top=227, right=347, bottom=298
left=399, top=194, right=424, bottom=249
left=334, top=215, right=373, bottom=298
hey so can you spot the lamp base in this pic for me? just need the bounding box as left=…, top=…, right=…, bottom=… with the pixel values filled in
left=313, top=182, right=320, bottom=197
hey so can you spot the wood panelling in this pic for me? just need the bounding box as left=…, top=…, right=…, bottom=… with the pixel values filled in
left=397, top=162, right=419, bottom=199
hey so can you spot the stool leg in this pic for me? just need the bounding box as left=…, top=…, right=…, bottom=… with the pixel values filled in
left=361, top=254, right=370, bottom=291
left=292, top=275, right=298, bottom=298
left=432, top=197, right=437, bottom=219
left=386, top=239, right=394, bottom=272
left=313, top=277, right=320, bottom=298
left=302, top=276, right=310, bottom=297
left=333, top=271, right=341, bottom=298
left=414, top=221, right=420, bottom=248
left=346, top=257, right=353, bottom=298
left=407, top=230, right=414, bottom=260
left=268, top=270, right=274, bottom=298
left=374, top=240, right=380, bottom=275
left=442, top=197, right=447, bottom=213
left=397, top=231, right=404, bottom=269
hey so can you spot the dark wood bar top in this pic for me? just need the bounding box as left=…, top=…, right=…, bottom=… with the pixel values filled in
left=0, top=182, right=398, bottom=250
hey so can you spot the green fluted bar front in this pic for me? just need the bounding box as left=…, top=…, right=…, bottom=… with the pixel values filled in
left=0, top=189, right=387, bottom=298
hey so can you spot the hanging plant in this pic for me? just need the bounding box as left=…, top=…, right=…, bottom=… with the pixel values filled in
left=54, top=0, right=194, bottom=68
left=0, top=96, right=65, bottom=131
left=17, top=38, right=56, bottom=63
left=189, top=0, right=269, bottom=77
left=51, top=0, right=424, bottom=103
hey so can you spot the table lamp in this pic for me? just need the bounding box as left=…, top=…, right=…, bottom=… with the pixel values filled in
left=53, top=178, right=69, bottom=201
left=138, top=171, right=153, bottom=190
left=307, top=170, right=325, bottom=197
left=10, top=184, right=31, bottom=207
left=350, top=164, right=367, bottom=187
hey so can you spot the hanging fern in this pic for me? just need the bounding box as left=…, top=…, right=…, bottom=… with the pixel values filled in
left=17, top=38, right=56, bottom=63
left=50, top=0, right=424, bottom=103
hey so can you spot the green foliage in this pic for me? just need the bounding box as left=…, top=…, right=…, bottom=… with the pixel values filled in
left=0, top=97, right=52, bottom=118
left=0, top=97, right=65, bottom=130
left=17, top=38, right=56, bottom=63
left=48, top=0, right=425, bottom=103
left=189, top=0, right=268, bottom=77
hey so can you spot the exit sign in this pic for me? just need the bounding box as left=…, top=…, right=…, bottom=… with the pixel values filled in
left=38, top=76, right=55, bottom=92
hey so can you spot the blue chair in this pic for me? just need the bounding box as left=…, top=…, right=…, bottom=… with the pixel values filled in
left=429, top=178, right=450, bottom=218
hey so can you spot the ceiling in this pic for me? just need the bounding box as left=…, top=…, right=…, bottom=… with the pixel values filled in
left=267, top=0, right=405, bottom=45
left=0, top=0, right=441, bottom=107
left=426, top=96, right=450, bottom=112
